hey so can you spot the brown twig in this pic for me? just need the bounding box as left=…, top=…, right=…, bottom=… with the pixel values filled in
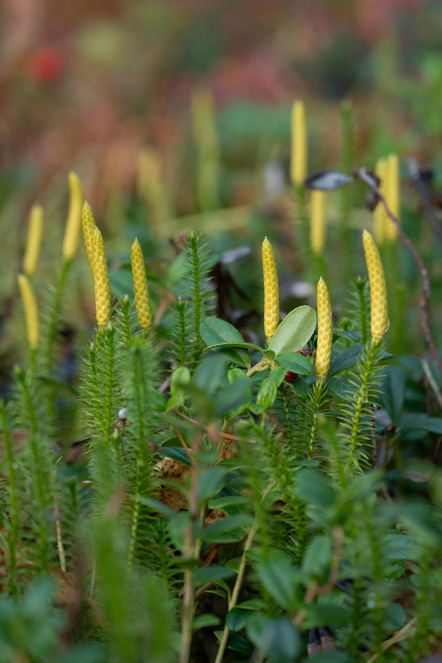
left=179, top=429, right=202, bottom=663
left=356, top=168, right=442, bottom=374
left=407, top=158, right=442, bottom=245
left=365, top=617, right=418, bottom=663
left=213, top=482, right=274, bottom=663
left=171, top=409, right=250, bottom=443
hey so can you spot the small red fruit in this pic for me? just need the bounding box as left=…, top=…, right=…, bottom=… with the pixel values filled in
left=284, top=371, right=298, bottom=382
left=26, top=47, right=64, bottom=84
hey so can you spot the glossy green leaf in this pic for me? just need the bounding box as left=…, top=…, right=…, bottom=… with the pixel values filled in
left=192, top=354, right=228, bottom=394
left=200, top=317, right=251, bottom=365
left=193, top=566, right=235, bottom=586
left=303, top=604, right=352, bottom=628
left=199, top=514, right=253, bottom=543
left=294, top=470, right=336, bottom=510
left=332, top=329, right=360, bottom=343
left=192, top=614, right=221, bottom=629
left=301, top=535, right=332, bottom=578
left=257, top=553, right=301, bottom=610
left=399, top=413, right=442, bottom=435
left=275, top=351, right=313, bottom=375
left=379, top=366, right=406, bottom=424
left=246, top=615, right=302, bottom=662
left=215, top=377, right=252, bottom=416
left=268, top=306, right=316, bottom=355
left=170, top=367, right=191, bottom=397
left=328, top=345, right=364, bottom=377
left=256, top=379, right=277, bottom=409
left=197, top=468, right=227, bottom=504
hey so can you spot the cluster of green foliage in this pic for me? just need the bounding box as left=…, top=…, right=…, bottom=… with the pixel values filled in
left=0, top=212, right=442, bottom=663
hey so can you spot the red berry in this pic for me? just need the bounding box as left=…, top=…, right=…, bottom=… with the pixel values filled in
left=26, top=47, right=64, bottom=84
left=284, top=370, right=298, bottom=382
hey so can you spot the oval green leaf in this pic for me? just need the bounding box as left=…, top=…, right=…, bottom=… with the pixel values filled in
left=268, top=306, right=316, bottom=356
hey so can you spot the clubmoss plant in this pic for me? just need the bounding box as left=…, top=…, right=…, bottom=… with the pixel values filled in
left=291, top=100, right=310, bottom=261
left=17, top=274, right=39, bottom=350
left=262, top=236, right=279, bottom=343
left=91, top=226, right=111, bottom=328
left=61, top=171, right=83, bottom=261
left=131, top=238, right=152, bottom=332
left=290, top=100, right=307, bottom=187
left=363, top=229, right=388, bottom=341
left=23, top=205, right=43, bottom=277
left=2, top=116, right=442, bottom=663
left=315, top=276, right=332, bottom=380
left=310, top=190, right=326, bottom=258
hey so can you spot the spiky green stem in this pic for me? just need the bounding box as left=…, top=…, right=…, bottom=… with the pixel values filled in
left=15, top=368, right=49, bottom=572
left=0, top=402, right=20, bottom=595
left=307, top=379, right=327, bottom=459
left=345, top=340, right=382, bottom=471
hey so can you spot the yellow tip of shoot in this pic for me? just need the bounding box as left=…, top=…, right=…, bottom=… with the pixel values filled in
left=310, top=190, right=326, bottom=256
left=62, top=172, right=84, bottom=260
left=290, top=100, right=307, bottom=187
left=92, top=226, right=111, bottom=327
left=23, top=205, right=43, bottom=277
left=82, top=201, right=97, bottom=271
left=262, top=237, right=279, bottom=343
left=315, top=277, right=332, bottom=379
left=131, top=238, right=152, bottom=332
left=17, top=274, right=39, bottom=348
left=362, top=230, right=389, bottom=341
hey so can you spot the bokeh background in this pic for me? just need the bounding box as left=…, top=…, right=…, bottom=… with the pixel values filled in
left=2, top=0, right=441, bottom=212
left=1, top=0, right=441, bottom=344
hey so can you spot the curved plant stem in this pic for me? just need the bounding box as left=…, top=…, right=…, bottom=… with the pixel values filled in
left=356, top=168, right=442, bottom=373
left=214, top=482, right=273, bottom=663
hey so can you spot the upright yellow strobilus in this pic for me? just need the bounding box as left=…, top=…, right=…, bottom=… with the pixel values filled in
left=290, top=101, right=307, bottom=187
left=17, top=274, right=39, bottom=348
left=315, top=277, right=332, bottom=379
left=373, top=158, right=387, bottom=246
left=62, top=172, right=83, bottom=261
left=91, top=226, right=111, bottom=327
left=23, top=206, right=43, bottom=277
left=82, top=201, right=97, bottom=270
left=131, top=238, right=152, bottom=332
left=362, top=230, right=388, bottom=342
left=262, top=237, right=279, bottom=343
left=384, top=153, right=400, bottom=242
left=310, top=190, right=326, bottom=256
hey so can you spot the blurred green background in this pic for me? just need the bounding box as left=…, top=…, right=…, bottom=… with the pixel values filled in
left=1, top=0, right=441, bottom=354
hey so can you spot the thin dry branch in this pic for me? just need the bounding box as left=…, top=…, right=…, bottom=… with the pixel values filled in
left=356, top=168, right=442, bottom=374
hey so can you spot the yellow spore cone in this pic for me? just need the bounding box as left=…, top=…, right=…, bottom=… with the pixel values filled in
left=290, top=101, right=307, bottom=187
left=62, top=172, right=84, bottom=260
left=17, top=274, right=39, bottom=347
left=385, top=153, right=400, bottom=242
left=362, top=230, right=388, bottom=341
left=23, top=205, right=43, bottom=277
left=82, top=201, right=97, bottom=270
left=131, top=238, right=152, bottom=332
left=262, top=237, right=279, bottom=342
left=315, top=277, right=332, bottom=379
left=92, top=227, right=111, bottom=327
left=310, top=190, right=326, bottom=255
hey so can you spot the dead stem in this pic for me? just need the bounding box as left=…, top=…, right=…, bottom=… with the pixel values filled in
left=356, top=168, right=442, bottom=374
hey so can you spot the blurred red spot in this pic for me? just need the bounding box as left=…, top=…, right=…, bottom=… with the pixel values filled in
left=26, top=47, right=64, bottom=84
left=284, top=371, right=298, bottom=382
